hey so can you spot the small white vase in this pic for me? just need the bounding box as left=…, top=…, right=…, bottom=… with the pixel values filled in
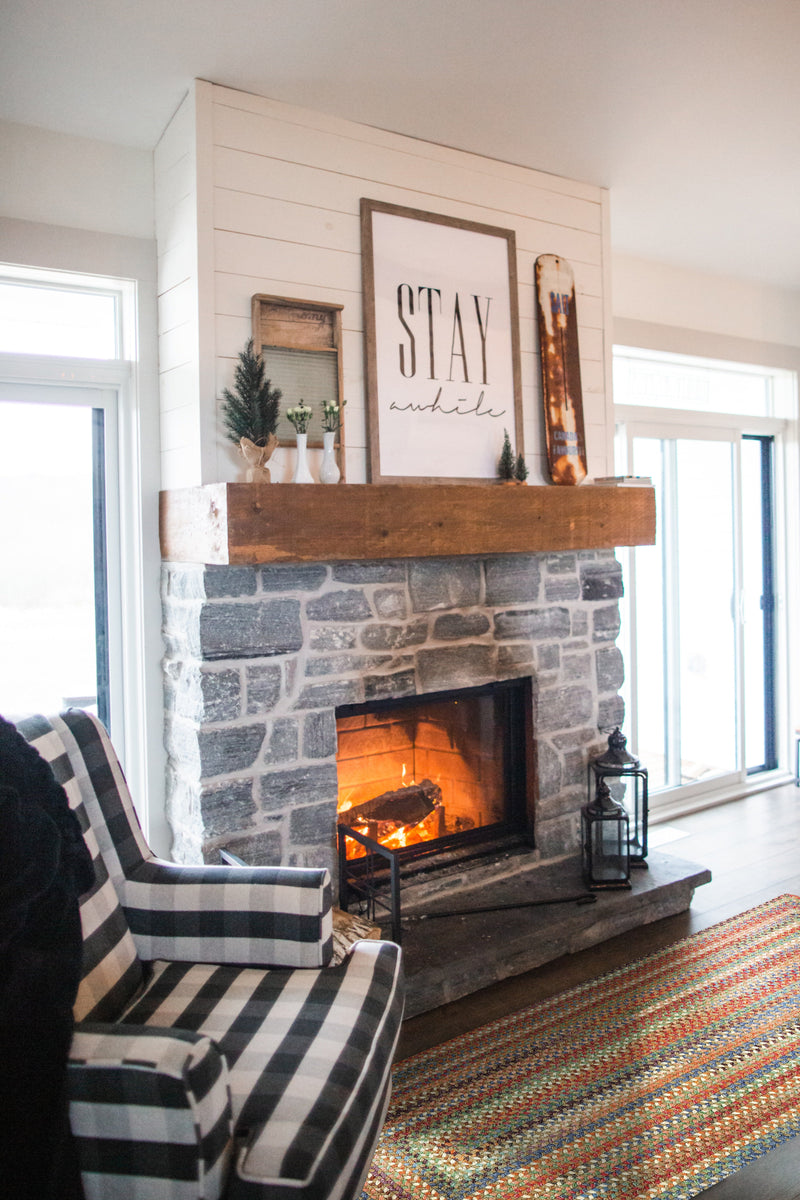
left=319, top=430, right=341, bottom=484
left=291, top=432, right=314, bottom=483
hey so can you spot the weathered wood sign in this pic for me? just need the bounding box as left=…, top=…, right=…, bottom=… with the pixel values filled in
left=535, top=255, right=588, bottom=485
left=362, top=199, right=524, bottom=483
left=251, top=293, right=344, bottom=455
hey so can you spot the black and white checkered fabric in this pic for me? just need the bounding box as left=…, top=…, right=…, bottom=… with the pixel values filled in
left=17, top=711, right=405, bottom=1200
left=69, top=1024, right=234, bottom=1200
left=17, top=712, right=145, bottom=1020
left=118, top=941, right=403, bottom=1200
left=20, top=711, right=335, bottom=986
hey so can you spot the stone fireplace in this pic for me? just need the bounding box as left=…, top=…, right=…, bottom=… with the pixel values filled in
left=162, top=549, right=625, bottom=873
left=159, top=485, right=712, bottom=1014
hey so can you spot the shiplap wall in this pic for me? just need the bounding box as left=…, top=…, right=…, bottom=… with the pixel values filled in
left=155, top=80, right=614, bottom=488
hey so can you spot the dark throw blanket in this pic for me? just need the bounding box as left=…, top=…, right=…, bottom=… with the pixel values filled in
left=0, top=714, right=95, bottom=1200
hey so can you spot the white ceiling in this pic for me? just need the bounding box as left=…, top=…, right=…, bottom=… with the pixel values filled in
left=2, top=0, right=799, bottom=290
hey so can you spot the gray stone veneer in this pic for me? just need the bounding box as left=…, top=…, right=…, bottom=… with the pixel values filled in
left=162, top=551, right=625, bottom=872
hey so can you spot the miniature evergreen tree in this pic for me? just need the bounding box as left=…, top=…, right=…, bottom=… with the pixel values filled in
left=221, top=339, right=281, bottom=447
left=514, top=452, right=529, bottom=483
left=498, top=429, right=516, bottom=480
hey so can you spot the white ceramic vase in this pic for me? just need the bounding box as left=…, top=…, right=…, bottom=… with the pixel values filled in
left=291, top=432, right=314, bottom=483
left=319, top=430, right=341, bottom=484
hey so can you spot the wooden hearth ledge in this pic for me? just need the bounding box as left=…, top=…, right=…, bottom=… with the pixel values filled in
left=159, top=483, right=656, bottom=564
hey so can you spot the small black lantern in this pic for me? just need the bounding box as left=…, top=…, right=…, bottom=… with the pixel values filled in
left=589, top=728, right=649, bottom=867
left=581, top=778, right=631, bottom=890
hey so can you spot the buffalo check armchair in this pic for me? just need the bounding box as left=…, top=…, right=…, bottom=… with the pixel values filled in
left=15, top=710, right=404, bottom=1200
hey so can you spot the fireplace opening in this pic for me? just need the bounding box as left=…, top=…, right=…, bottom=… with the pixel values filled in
left=335, top=677, right=534, bottom=866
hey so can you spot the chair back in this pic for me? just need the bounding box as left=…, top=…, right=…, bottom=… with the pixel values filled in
left=17, top=711, right=145, bottom=1021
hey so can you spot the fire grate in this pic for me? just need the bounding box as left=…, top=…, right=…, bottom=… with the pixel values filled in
left=337, top=824, right=597, bottom=946
left=337, top=824, right=403, bottom=943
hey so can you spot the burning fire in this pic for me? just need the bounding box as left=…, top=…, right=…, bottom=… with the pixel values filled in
left=339, top=762, right=445, bottom=858
left=342, top=804, right=443, bottom=858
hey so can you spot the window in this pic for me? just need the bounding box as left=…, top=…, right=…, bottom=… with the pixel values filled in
left=614, top=347, right=796, bottom=811
left=0, top=265, right=145, bottom=817
left=0, top=280, right=118, bottom=358
left=613, top=347, right=794, bottom=419
left=0, top=387, right=118, bottom=725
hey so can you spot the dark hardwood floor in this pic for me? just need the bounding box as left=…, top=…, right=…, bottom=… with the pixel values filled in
left=397, top=781, right=800, bottom=1200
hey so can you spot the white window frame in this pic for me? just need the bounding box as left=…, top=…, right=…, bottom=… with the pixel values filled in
left=613, top=347, right=799, bottom=820
left=0, top=268, right=154, bottom=841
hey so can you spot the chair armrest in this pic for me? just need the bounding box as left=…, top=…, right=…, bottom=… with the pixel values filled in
left=117, top=860, right=334, bottom=968
left=69, top=1024, right=233, bottom=1198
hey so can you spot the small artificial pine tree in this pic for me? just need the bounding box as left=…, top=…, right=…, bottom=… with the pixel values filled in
left=498, top=429, right=516, bottom=480
left=221, top=339, right=281, bottom=447
left=514, top=452, right=529, bottom=483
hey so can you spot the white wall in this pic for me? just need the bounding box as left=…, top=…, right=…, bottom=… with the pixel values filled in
left=613, top=253, right=800, bottom=367
left=155, top=81, right=616, bottom=488
left=0, top=119, right=154, bottom=241
left=153, top=88, right=213, bottom=489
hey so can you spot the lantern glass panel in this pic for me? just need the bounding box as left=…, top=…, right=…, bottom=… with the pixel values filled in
left=605, top=772, right=648, bottom=862
left=582, top=801, right=631, bottom=889
left=592, top=816, right=628, bottom=883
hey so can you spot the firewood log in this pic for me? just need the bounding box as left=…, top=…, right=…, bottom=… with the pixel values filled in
left=340, top=779, right=442, bottom=827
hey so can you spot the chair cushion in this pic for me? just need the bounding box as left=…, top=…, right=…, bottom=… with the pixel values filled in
left=17, top=714, right=143, bottom=1020
left=120, top=940, right=404, bottom=1200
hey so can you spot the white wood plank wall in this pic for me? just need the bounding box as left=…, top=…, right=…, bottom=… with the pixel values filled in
left=155, top=80, right=614, bottom=486
left=154, top=89, right=203, bottom=489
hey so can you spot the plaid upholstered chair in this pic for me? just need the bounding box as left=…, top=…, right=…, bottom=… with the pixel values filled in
left=16, top=710, right=404, bottom=1200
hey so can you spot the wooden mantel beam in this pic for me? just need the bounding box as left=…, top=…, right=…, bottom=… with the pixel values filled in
left=159, top=482, right=656, bottom=565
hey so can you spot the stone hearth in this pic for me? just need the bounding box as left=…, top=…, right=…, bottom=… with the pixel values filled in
left=162, top=550, right=626, bottom=870
left=394, top=848, right=711, bottom=1017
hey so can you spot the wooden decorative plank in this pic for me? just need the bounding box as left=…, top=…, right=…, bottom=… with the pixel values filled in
left=535, top=254, right=589, bottom=485
left=159, top=482, right=229, bottom=564
left=160, top=483, right=655, bottom=565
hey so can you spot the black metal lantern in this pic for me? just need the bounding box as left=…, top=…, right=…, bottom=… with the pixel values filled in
left=589, top=728, right=649, bottom=867
left=581, top=778, right=631, bottom=890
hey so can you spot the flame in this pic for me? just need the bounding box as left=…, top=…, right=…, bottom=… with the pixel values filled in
left=343, top=797, right=444, bottom=858
left=400, top=762, right=417, bottom=787
left=336, top=716, right=488, bottom=861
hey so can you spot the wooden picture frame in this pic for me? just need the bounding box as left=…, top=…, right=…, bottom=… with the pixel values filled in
left=361, top=198, right=523, bottom=484
left=251, top=294, right=345, bottom=465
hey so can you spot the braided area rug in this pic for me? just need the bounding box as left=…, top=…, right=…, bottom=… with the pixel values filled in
left=362, top=895, right=800, bottom=1200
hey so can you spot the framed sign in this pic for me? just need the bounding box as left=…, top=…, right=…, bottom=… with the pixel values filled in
left=361, top=199, right=523, bottom=483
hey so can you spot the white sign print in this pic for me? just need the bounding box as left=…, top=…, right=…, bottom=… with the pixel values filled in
left=362, top=201, right=523, bottom=482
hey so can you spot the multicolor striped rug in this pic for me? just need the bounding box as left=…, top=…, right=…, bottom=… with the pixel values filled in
left=362, top=895, right=800, bottom=1200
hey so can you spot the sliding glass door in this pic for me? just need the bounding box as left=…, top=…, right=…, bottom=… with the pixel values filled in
left=614, top=346, right=793, bottom=810
left=622, top=427, right=741, bottom=794
left=741, top=435, right=777, bottom=774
